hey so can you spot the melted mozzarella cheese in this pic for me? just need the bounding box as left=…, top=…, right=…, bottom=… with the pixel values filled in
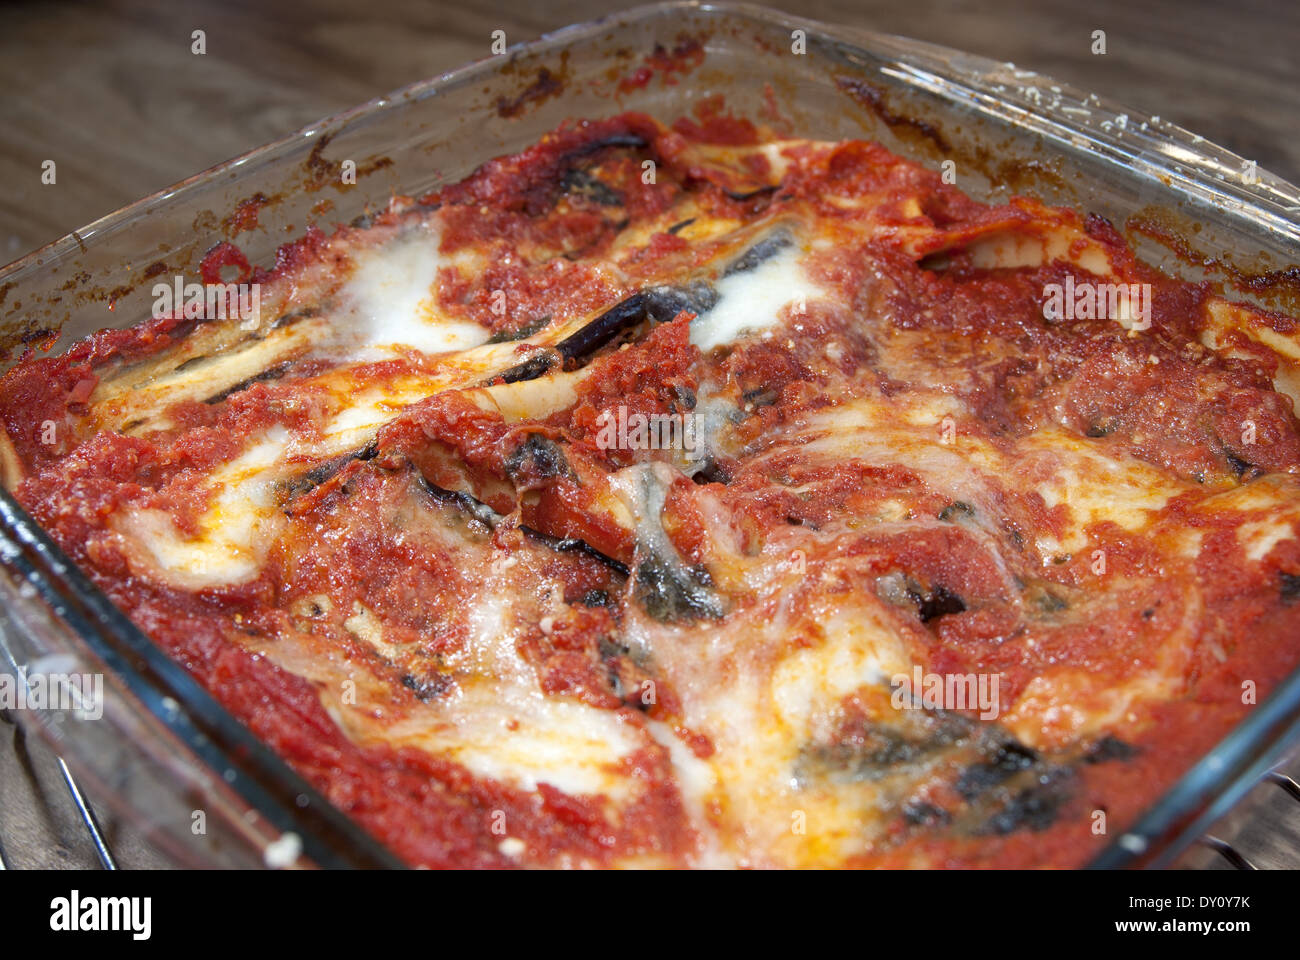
left=1199, top=475, right=1300, bottom=561
left=691, top=243, right=824, bottom=351
left=769, top=607, right=911, bottom=743
left=1025, top=428, right=1183, bottom=551
left=776, top=394, right=1189, bottom=556
left=968, top=223, right=1113, bottom=277
left=60, top=123, right=1300, bottom=870
left=622, top=590, right=915, bottom=867
left=337, top=225, right=492, bottom=360
left=435, top=693, right=641, bottom=796
left=357, top=570, right=646, bottom=801
left=113, top=428, right=290, bottom=589
left=1238, top=517, right=1299, bottom=562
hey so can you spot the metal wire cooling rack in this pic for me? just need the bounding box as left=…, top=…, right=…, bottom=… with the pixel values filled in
left=0, top=708, right=121, bottom=870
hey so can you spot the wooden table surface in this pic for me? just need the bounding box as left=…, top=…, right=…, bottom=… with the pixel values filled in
left=1, top=0, right=1298, bottom=266
left=0, top=0, right=1297, bottom=870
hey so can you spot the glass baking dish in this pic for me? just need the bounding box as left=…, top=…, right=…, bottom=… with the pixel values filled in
left=1, top=1, right=1297, bottom=869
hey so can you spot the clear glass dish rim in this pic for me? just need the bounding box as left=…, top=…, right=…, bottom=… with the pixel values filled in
left=0, top=0, right=1296, bottom=869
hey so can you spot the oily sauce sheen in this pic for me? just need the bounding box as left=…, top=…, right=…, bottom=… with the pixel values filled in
left=2, top=107, right=1299, bottom=868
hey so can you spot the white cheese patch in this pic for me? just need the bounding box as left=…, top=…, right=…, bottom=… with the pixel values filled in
left=1021, top=428, right=1182, bottom=552
left=769, top=607, right=910, bottom=744
left=441, top=694, right=640, bottom=796
left=621, top=588, right=918, bottom=867
left=787, top=393, right=1004, bottom=533
left=763, top=395, right=1188, bottom=562
left=498, top=837, right=526, bottom=858
left=384, top=584, right=644, bottom=800
left=607, top=461, right=680, bottom=558
left=1222, top=483, right=1300, bottom=561
left=305, top=341, right=543, bottom=457
left=691, top=243, right=823, bottom=351
left=968, top=226, right=1113, bottom=277
left=337, top=225, right=491, bottom=360
left=1237, top=518, right=1296, bottom=562
left=114, top=427, right=290, bottom=588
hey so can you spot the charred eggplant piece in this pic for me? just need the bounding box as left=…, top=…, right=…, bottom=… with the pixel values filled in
left=505, top=433, right=577, bottom=483
left=492, top=283, right=718, bottom=384
left=415, top=474, right=502, bottom=530
left=202, top=361, right=292, bottom=404
left=1083, top=734, right=1138, bottom=764
left=951, top=735, right=1077, bottom=835
left=401, top=672, right=453, bottom=703
left=796, top=709, right=973, bottom=786
left=797, top=700, right=1084, bottom=839
left=561, top=168, right=624, bottom=207
left=523, top=528, right=630, bottom=578
left=554, top=285, right=717, bottom=362
left=938, top=501, right=975, bottom=523
left=955, top=739, right=1039, bottom=801
left=978, top=766, right=1076, bottom=835
left=496, top=349, right=561, bottom=384
left=902, top=801, right=951, bottom=827
left=1224, top=448, right=1262, bottom=481
left=614, top=463, right=727, bottom=623
left=723, top=230, right=792, bottom=276
left=281, top=442, right=378, bottom=503
left=635, top=552, right=724, bottom=622
left=487, top=315, right=552, bottom=344
left=416, top=473, right=629, bottom=577
left=907, top=583, right=966, bottom=623
left=562, top=133, right=648, bottom=160
left=724, top=184, right=780, bottom=203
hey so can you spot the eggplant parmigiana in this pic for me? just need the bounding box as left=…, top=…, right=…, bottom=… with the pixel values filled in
left=3, top=109, right=1300, bottom=868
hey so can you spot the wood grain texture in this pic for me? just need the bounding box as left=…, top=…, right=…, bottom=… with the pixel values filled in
left=0, top=0, right=1297, bottom=869
left=0, top=0, right=1297, bottom=267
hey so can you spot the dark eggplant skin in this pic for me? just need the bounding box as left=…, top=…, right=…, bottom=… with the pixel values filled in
left=724, top=184, right=780, bottom=203
left=634, top=552, right=724, bottom=622
left=796, top=700, right=1138, bottom=840
left=722, top=230, right=791, bottom=276
left=489, top=226, right=793, bottom=386
left=202, top=361, right=292, bottom=404
left=504, top=433, right=576, bottom=483
left=491, top=283, right=719, bottom=385
left=281, top=441, right=379, bottom=503
left=561, top=168, right=624, bottom=207
left=415, top=472, right=630, bottom=577
left=495, top=349, right=562, bottom=384
left=907, top=583, right=967, bottom=623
